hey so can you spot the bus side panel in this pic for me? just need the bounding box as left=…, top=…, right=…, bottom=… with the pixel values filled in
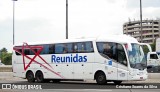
left=93, top=53, right=118, bottom=80
left=12, top=54, right=26, bottom=78
left=34, top=55, right=63, bottom=79
left=117, top=64, right=128, bottom=80
left=73, top=53, right=94, bottom=80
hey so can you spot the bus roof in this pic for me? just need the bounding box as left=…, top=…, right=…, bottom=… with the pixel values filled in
left=14, top=34, right=138, bottom=46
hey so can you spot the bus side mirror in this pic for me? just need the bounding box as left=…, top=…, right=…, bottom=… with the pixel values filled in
left=147, top=65, right=153, bottom=69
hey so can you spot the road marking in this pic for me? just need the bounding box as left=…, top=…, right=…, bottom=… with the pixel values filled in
left=83, top=89, right=112, bottom=91
left=45, top=89, right=112, bottom=92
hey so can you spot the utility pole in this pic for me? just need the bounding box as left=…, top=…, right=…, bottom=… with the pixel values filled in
left=140, top=0, right=143, bottom=43
left=12, top=0, right=18, bottom=45
left=66, top=0, right=68, bottom=39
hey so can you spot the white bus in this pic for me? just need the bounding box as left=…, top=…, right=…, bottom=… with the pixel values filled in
left=12, top=35, right=148, bottom=85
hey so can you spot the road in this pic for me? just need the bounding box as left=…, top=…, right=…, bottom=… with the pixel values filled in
left=0, top=79, right=160, bottom=92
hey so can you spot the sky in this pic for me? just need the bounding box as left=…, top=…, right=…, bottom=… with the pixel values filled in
left=0, top=0, right=160, bottom=52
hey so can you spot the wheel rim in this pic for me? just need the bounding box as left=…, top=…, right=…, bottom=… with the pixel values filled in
left=27, top=72, right=34, bottom=82
left=36, top=72, right=44, bottom=82
left=37, top=74, right=42, bottom=81
left=98, top=75, right=104, bottom=82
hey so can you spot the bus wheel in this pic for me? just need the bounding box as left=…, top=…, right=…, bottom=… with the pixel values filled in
left=113, top=81, right=122, bottom=85
left=26, top=71, right=35, bottom=83
left=35, top=71, right=44, bottom=83
left=95, top=72, right=106, bottom=85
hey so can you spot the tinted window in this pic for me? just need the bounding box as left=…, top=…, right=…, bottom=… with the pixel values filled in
left=14, top=41, right=94, bottom=55
left=40, top=45, right=49, bottom=54
left=49, top=44, right=55, bottom=54
left=15, top=49, right=22, bottom=55
left=85, top=42, right=94, bottom=52
left=97, top=42, right=127, bottom=66
left=117, top=44, right=127, bottom=66
left=30, top=49, right=38, bottom=55
left=55, top=43, right=64, bottom=54
left=150, top=54, right=158, bottom=59
left=66, top=43, right=73, bottom=53
left=24, top=49, right=30, bottom=55
left=97, top=42, right=116, bottom=60
left=55, top=41, right=94, bottom=54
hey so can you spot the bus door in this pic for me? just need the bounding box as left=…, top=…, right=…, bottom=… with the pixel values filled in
left=117, top=44, right=128, bottom=80
left=97, top=42, right=118, bottom=80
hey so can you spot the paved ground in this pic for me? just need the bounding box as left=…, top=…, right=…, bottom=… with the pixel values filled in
left=0, top=72, right=160, bottom=83
left=0, top=72, right=160, bottom=92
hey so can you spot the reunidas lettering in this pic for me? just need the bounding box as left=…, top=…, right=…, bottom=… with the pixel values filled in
left=51, top=54, right=87, bottom=63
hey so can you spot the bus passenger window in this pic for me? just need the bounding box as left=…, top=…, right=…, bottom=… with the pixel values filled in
left=66, top=43, right=73, bottom=53
left=85, top=42, right=94, bottom=52
left=49, top=44, right=55, bottom=54
left=63, top=45, right=68, bottom=53
left=55, top=44, right=64, bottom=54
left=74, top=45, right=78, bottom=53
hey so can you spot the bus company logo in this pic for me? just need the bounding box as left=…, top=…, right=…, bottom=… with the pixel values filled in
left=51, top=54, right=87, bottom=63
left=13, top=43, right=64, bottom=78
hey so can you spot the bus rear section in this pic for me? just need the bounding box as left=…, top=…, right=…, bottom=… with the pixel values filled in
left=12, top=41, right=95, bottom=83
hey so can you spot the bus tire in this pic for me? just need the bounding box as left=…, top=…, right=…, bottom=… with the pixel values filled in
left=95, top=72, right=107, bottom=85
left=26, top=71, right=35, bottom=83
left=113, top=81, right=122, bottom=85
left=35, top=71, right=44, bottom=83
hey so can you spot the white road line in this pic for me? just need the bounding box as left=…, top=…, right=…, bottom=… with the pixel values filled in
left=45, top=89, right=112, bottom=92
left=83, top=89, right=112, bottom=91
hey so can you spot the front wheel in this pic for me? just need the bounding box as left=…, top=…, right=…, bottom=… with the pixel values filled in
left=95, top=72, right=107, bottom=85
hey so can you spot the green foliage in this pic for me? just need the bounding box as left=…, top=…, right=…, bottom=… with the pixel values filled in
left=1, top=48, right=7, bottom=53
left=0, top=48, right=12, bottom=65
left=151, top=41, right=156, bottom=52
left=141, top=41, right=156, bottom=53
left=141, top=45, right=149, bottom=54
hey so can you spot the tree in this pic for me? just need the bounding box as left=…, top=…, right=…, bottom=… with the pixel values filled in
left=1, top=53, right=12, bottom=65
left=0, top=48, right=12, bottom=65
left=0, top=48, right=7, bottom=53
left=151, top=41, right=156, bottom=52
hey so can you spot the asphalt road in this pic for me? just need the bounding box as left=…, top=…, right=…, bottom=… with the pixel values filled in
left=0, top=80, right=160, bottom=92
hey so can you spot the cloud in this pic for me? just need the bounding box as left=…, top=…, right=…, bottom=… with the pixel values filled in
left=127, top=0, right=160, bottom=8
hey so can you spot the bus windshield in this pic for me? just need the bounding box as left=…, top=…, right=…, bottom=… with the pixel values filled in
left=128, top=43, right=147, bottom=69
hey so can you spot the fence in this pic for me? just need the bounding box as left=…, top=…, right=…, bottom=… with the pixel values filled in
left=0, top=65, right=12, bottom=72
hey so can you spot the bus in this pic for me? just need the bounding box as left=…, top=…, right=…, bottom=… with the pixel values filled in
left=12, top=35, right=148, bottom=85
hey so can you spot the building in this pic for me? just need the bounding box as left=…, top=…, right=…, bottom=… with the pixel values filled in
left=123, top=19, right=160, bottom=44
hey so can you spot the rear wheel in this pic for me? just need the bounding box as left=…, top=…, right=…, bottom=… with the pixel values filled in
left=26, top=71, right=35, bottom=83
left=95, top=72, right=107, bottom=85
left=35, top=71, right=44, bottom=83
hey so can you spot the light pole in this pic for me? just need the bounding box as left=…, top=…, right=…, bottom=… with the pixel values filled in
left=140, top=0, right=143, bottom=43
left=12, top=0, right=17, bottom=45
left=66, top=0, right=68, bottom=39
left=0, top=51, right=1, bottom=62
